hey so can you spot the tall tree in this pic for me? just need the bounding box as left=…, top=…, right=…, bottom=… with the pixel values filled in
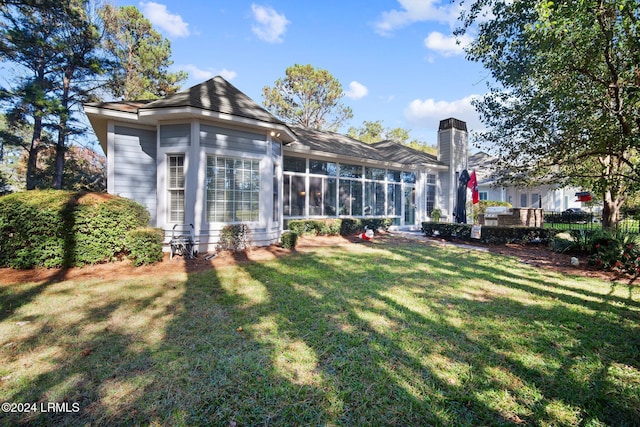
left=0, top=1, right=67, bottom=189
left=100, top=4, right=187, bottom=100
left=51, top=0, right=103, bottom=189
left=457, top=0, right=640, bottom=228
left=262, top=64, right=353, bottom=131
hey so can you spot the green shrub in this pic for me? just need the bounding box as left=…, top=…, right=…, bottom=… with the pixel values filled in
left=217, top=224, right=251, bottom=252
left=0, top=190, right=151, bottom=268
left=287, top=219, right=343, bottom=236
left=421, top=222, right=557, bottom=245
left=125, top=228, right=164, bottom=266
left=551, top=230, right=596, bottom=254
left=72, top=195, right=151, bottom=265
left=338, top=218, right=392, bottom=236
left=280, top=231, right=298, bottom=249
left=589, top=230, right=640, bottom=275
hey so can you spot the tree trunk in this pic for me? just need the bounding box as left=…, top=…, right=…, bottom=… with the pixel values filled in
left=53, top=72, right=71, bottom=190
left=26, top=116, right=43, bottom=190
left=601, top=189, right=624, bottom=230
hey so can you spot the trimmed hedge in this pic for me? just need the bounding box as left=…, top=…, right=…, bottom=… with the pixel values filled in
left=286, top=218, right=394, bottom=236
left=421, top=221, right=558, bottom=245
left=0, top=190, right=157, bottom=268
left=280, top=231, right=298, bottom=249
left=125, top=228, right=165, bottom=266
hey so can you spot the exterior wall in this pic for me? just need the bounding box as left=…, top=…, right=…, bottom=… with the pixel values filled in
left=155, top=120, right=278, bottom=251
left=437, top=121, right=468, bottom=222
left=111, top=125, right=157, bottom=225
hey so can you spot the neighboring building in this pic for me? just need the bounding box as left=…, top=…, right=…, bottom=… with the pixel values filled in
left=468, top=151, right=584, bottom=211
left=84, top=76, right=468, bottom=250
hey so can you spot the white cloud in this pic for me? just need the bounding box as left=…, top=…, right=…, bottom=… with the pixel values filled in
left=139, top=1, right=190, bottom=38
left=404, top=94, right=482, bottom=130
left=424, top=31, right=472, bottom=56
left=181, top=65, right=237, bottom=82
left=344, top=81, right=368, bottom=100
left=251, top=4, right=289, bottom=43
left=374, top=0, right=461, bottom=35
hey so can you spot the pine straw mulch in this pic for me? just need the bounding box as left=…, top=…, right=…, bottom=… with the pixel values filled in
left=0, top=232, right=635, bottom=286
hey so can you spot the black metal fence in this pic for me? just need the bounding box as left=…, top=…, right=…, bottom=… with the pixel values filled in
left=544, top=212, right=640, bottom=234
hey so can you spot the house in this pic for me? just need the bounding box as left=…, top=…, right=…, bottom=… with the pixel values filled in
left=84, top=76, right=469, bottom=251
left=468, top=151, right=584, bottom=211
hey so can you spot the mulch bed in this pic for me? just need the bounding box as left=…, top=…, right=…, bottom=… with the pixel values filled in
left=1, top=233, right=636, bottom=286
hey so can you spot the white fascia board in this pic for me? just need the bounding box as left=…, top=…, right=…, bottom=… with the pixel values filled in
left=83, top=105, right=140, bottom=123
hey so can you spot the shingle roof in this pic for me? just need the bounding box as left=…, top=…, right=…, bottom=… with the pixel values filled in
left=371, top=140, right=443, bottom=166
left=141, top=76, right=286, bottom=126
left=468, top=151, right=499, bottom=184
left=84, top=76, right=286, bottom=127
left=289, top=126, right=387, bottom=162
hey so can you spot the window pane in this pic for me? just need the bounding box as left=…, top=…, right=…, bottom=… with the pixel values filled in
left=375, top=182, right=385, bottom=215
left=387, top=170, right=401, bottom=183
left=206, top=155, right=260, bottom=222
left=284, top=156, right=306, bottom=172
left=402, top=171, right=416, bottom=183
left=364, top=182, right=374, bottom=216
left=387, top=184, right=401, bottom=216
left=310, top=159, right=337, bottom=176
left=339, top=164, right=362, bottom=178
left=365, top=167, right=385, bottom=181
left=309, top=177, right=322, bottom=215
left=339, top=180, right=351, bottom=215
left=291, top=175, right=306, bottom=216
left=325, top=178, right=337, bottom=216
left=168, top=155, right=185, bottom=222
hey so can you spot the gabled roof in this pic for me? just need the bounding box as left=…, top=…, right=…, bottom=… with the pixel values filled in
left=140, top=76, right=287, bottom=127
left=371, top=140, right=445, bottom=168
left=84, top=76, right=295, bottom=150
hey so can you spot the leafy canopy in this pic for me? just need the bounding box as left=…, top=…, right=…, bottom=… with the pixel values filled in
left=262, top=64, right=353, bottom=131
left=457, top=0, right=640, bottom=227
left=100, top=4, right=187, bottom=100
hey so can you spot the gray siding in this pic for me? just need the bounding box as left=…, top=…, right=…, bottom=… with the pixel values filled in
left=114, top=126, right=157, bottom=223
left=160, top=123, right=191, bottom=147
left=200, top=124, right=266, bottom=154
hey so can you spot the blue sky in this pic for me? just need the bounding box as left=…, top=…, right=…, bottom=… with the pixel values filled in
left=109, top=0, right=490, bottom=146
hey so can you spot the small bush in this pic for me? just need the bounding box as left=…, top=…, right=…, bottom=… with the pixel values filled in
left=551, top=230, right=596, bottom=254
left=589, top=231, right=640, bottom=275
left=125, top=228, right=164, bottom=266
left=280, top=231, right=298, bottom=249
left=217, top=224, right=251, bottom=252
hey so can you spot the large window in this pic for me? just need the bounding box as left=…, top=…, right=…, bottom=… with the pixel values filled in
left=167, top=154, right=185, bottom=223
left=206, top=156, right=260, bottom=222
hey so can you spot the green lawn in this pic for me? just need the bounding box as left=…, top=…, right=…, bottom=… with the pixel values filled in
left=1, top=238, right=639, bottom=426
